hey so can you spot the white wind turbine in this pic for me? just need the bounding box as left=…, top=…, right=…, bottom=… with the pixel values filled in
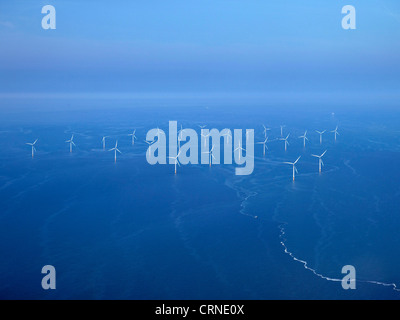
left=257, top=137, right=269, bottom=156
left=283, top=156, right=301, bottom=181
left=109, top=140, right=122, bottom=162
left=144, top=139, right=155, bottom=157
left=198, top=125, right=207, bottom=129
left=331, top=126, right=339, bottom=141
left=234, top=140, right=246, bottom=162
left=311, top=150, right=327, bottom=173
left=201, top=132, right=210, bottom=147
left=178, top=124, right=185, bottom=142
left=202, top=144, right=216, bottom=167
left=223, top=131, right=232, bottom=144
left=66, top=134, right=76, bottom=153
left=262, top=124, right=271, bottom=138
left=169, top=150, right=181, bottom=174
left=101, top=136, right=109, bottom=150
left=299, top=130, right=309, bottom=147
left=26, top=139, right=38, bottom=158
left=128, top=130, right=137, bottom=145
left=316, top=130, right=326, bottom=144
left=280, top=134, right=290, bottom=151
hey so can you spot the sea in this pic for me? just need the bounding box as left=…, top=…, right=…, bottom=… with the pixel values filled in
left=0, top=98, right=399, bottom=299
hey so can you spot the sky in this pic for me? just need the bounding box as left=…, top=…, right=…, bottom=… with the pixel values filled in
left=0, top=0, right=400, bottom=104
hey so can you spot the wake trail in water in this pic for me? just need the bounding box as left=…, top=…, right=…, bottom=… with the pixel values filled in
left=278, top=223, right=400, bottom=292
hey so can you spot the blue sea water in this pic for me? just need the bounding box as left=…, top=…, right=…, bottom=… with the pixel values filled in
left=0, top=99, right=399, bottom=299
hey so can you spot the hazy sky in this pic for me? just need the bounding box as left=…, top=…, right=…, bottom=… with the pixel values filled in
left=0, top=0, right=399, bottom=102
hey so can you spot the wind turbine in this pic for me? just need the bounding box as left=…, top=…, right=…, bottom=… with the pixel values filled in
left=168, top=150, right=181, bottom=174
left=316, top=130, right=326, bottom=144
left=109, top=140, right=122, bottom=162
left=101, top=136, right=109, bottom=150
left=256, top=137, right=269, bottom=156
left=223, top=131, right=232, bottom=144
left=201, top=132, right=210, bottom=147
left=311, top=150, right=327, bottom=173
left=26, top=139, right=38, bottom=158
left=331, top=126, right=339, bottom=141
left=144, top=139, right=155, bottom=157
left=178, top=124, right=185, bottom=142
left=280, top=125, right=286, bottom=137
left=280, top=134, right=290, bottom=151
left=234, top=140, right=246, bottom=162
left=202, top=144, right=216, bottom=167
left=283, top=156, right=301, bottom=181
left=198, top=125, right=207, bottom=129
left=128, top=130, right=137, bottom=145
left=262, top=124, right=271, bottom=138
left=66, top=135, right=76, bottom=153
left=298, top=130, right=309, bottom=148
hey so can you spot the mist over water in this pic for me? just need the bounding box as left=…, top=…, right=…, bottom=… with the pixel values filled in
left=0, top=99, right=399, bottom=299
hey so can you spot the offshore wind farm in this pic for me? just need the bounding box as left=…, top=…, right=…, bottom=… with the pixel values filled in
left=0, top=102, right=400, bottom=299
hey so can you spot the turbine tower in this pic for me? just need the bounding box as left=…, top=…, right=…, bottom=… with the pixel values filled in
left=331, top=126, right=340, bottom=141
left=200, top=132, right=210, bottom=147
left=144, top=140, right=155, bottom=157
left=202, top=144, right=216, bottom=167
left=262, top=124, right=271, bottom=138
left=128, top=130, right=137, bottom=145
left=280, top=134, right=290, bottom=151
left=311, top=150, right=327, bottom=173
left=234, top=140, right=246, bottom=162
left=109, top=140, right=122, bottom=162
left=66, top=135, right=76, bottom=153
left=26, top=139, right=38, bottom=158
left=101, top=136, right=108, bottom=150
left=298, top=130, right=309, bottom=147
left=316, top=130, right=326, bottom=144
left=283, top=156, right=301, bottom=181
left=178, top=125, right=184, bottom=142
left=223, top=131, right=232, bottom=144
left=256, top=137, right=269, bottom=156
left=168, top=150, right=181, bottom=174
